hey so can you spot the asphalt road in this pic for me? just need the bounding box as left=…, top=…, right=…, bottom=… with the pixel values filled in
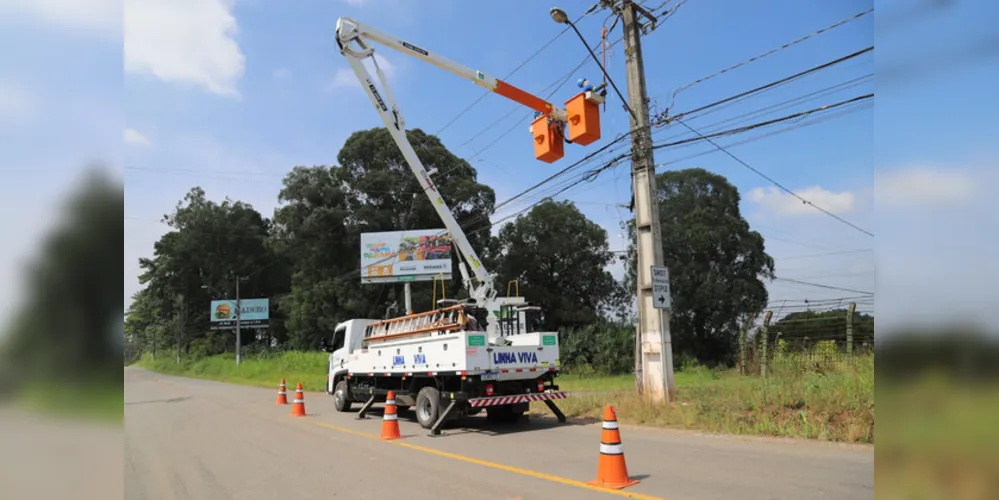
left=124, top=367, right=873, bottom=500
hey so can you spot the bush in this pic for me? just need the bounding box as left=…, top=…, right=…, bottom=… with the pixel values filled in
left=559, top=320, right=633, bottom=375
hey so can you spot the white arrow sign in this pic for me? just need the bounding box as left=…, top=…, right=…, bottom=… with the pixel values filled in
left=651, top=265, right=671, bottom=310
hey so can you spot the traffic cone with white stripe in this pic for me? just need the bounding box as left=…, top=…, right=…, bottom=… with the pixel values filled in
left=275, top=379, right=287, bottom=405
left=290, top=383, right=307, bottom=417
left=380, top=390, right=402, bottom=440
left=587, top=406, right=639, bottom=489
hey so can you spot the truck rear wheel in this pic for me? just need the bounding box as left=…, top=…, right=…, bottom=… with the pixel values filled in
left=415, top=386, right=440, bottom=429
left=333, top=381, right=352, bottom=412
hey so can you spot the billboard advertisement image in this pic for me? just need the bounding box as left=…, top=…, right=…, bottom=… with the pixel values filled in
left=361, top=229, right=453, bottom=283
left=209, top=298, right=270, bottom=330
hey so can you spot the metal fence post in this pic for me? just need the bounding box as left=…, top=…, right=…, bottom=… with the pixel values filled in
left=760, top=311, right=773, bottom=378
left=739, top=322, right=746, bottom=376
left=846, top=302, right=856, bottom=365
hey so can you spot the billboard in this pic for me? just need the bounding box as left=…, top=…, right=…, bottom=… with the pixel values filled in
left=360, top=229, right=453, bottom=283
left=209, top=298, right=270, bottom=330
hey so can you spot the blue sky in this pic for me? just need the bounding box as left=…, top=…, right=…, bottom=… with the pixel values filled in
left=3, top=0, right=995, bottom=334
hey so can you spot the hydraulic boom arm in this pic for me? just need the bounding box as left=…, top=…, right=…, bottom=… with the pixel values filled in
left=335, top=17, right=604, bottom=305
left=336, top=16, right=560, bottom=302
left=335, top=17, right=568, bottom=123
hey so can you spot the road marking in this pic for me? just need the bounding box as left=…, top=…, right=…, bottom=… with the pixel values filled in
left=309, top=420, right=665, bottom=500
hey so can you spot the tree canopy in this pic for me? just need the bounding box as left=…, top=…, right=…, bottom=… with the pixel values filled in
left=121, top=128, right=852, bottom=371
left=1, top=169, right=122, bottom=387
left=493, top=200, right=621, bottom=331
left=626, top=167, right=775, bottom=367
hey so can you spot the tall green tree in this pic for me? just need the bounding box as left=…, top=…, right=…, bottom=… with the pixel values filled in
left=626, top=168, right=774, bottom=367
left=274, top=128, right=496, bottom=348
left=493, top=200, right=618, bottom=330
left=1, top=168, right=122, bottom=385
left=272, top=165, right=356, bottom=349
left=131, top=187, right=286, bottom=357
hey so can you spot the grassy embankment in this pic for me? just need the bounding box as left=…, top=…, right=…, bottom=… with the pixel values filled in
left=14, top=381, right=124, bottom=423
left=135, top=350, right=873, bottom=443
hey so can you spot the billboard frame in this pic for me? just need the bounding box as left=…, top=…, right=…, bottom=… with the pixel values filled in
left=360, top=229, right=453, bottom=284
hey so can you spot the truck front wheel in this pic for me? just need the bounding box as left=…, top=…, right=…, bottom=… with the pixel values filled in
left=333, top=381, right=352, bottom=412
left=415, top=386, right=441, bottom=429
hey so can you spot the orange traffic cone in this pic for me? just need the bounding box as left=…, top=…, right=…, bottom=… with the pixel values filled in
left=380, top=390, right=402, bottom=440
left=275, top=379, right=288, bottom=405
left=290, top=383, right=306, bottom=417
left=587, top=406, right=639, bottom=489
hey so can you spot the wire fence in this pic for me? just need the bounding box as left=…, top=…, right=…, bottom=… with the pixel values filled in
left=739, top=302, right=874, bottom=376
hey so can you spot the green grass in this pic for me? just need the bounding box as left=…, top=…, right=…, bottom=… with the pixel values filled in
left=135, top=350, right=874, bottom=443
left=17, top=382, right=124, bottom=424
left=535, top=355, right=874, bottom=444
left=136, top=351, right=330, bottom=392
left=876, top=374, right=999, bottom=499
left=557, top=364, right=725, bottom=392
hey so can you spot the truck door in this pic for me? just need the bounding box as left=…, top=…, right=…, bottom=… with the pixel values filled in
left=330, top=325, right=348, bottom=378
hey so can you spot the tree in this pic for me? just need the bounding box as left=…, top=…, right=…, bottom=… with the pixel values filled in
left=493, top=200, right=618, bottom=330
left=336, top=127, right=495, bottom=311
left=131, top=187, right=285, bottom=358
left=273, top=127, right=496, bottom=348
left=1, top=168, right=122, bottom=386
left=625, top=168, right=774, bottom=367
left=272, top=165, right=357, bottom=349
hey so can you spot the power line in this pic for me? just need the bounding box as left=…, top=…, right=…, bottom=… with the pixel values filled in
left=658, top=71, right=873, bottom=133
left=434, top=5, right=600, bottom=136
left=653, top=98, right=873, bottom=172
left=652, top=93, right=872, bottom=151
left=768, top=295, right=874, bottom=305
left=669, top=105, right=874, bottom=237
left=773, top=277, right=873, bottom=295
left=490, top=129, right=634, bottom=214
left=665, top=7, right=874, bottom=110
left=477, top=155, right=630, bottom=234
left=486, top=93, right=874, bottom=238
left=774, top=249, right=873, bottom=260
left=656, top=45, right=874, bottom=125
left=650, top=73, right=873, bottom=150
left=462, top=33, right=628, bottom=162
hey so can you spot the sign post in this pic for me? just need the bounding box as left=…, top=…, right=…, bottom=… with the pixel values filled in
left=651, top=265, right=676, bottom=403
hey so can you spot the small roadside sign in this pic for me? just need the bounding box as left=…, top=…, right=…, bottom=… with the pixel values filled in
left=651, top=266, right=671, bottom=310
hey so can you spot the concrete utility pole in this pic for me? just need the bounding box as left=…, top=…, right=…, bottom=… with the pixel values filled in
left=620, top=0, right=675, bottom=402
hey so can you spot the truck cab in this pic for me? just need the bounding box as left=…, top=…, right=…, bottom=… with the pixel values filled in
left=320, top=319, right=376, bottom=395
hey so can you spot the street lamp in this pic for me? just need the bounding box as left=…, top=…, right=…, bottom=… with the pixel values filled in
left=549, top=7, right=569, bottom=24
left=548, top=5, right=635, bottom=121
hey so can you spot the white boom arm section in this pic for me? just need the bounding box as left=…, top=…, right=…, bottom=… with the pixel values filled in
left=335, top=17, right=569, bottom=303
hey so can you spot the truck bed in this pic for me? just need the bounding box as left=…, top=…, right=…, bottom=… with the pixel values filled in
left=345, top=330, right=560, bottom=381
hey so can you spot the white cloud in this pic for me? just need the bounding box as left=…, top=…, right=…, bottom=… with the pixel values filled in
left=0, top=0, right=121, bottom=33
left=124, top=127, right=151, bottom=146
left=747, top=186, right=855, bottom=216
left=875, top=166, right=977, bottom=208
left=0, top=83, right=35, bottom=121
left=124, top=0, right=245, bottom=97
left=327, top=54, right=397, bottom=90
